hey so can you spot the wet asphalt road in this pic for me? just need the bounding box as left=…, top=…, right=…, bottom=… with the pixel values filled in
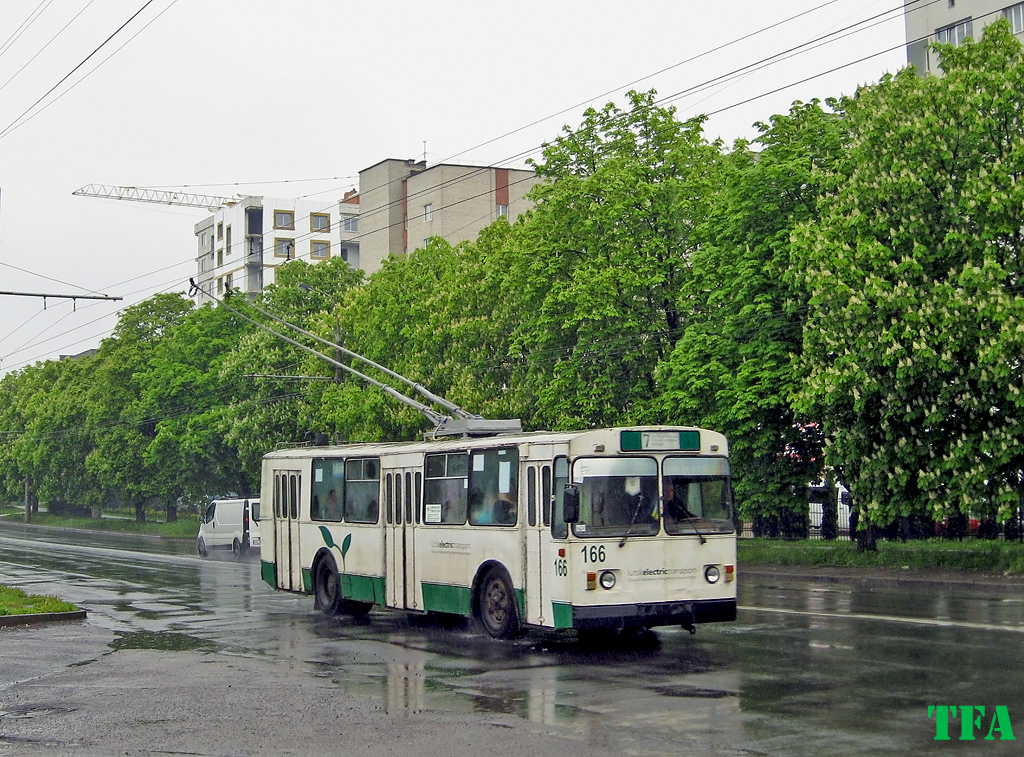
left=1, top=521, right=1023, bottom=755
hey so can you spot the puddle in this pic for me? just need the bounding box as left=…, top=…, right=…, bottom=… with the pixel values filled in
left=109, top=630, right=217, bottom=653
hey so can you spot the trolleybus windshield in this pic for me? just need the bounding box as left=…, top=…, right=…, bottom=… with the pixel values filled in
left=571, top=457, right=659, bottom=538
left=662, top=456, right=734, bottom=535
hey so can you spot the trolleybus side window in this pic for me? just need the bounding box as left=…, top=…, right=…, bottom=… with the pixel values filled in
left=551, top=456, right=569, bottom=539
left=572, top=457, right=658, bottom=538
left=289, top=474, right=299, bottom=519
left=662, top=456, right=734, bottom=535
left=404, top=472, right=413, bottom=523
left=386, top=474, right=393, bottom=524
left=541, top=465, right=552, bottom=527
left=310, top=458, right=343, bottom=522
left=527, top=467, right=537, bottom=526
left=344, top=458, right=379, bottom=524
left=424, top=453, right=468, bottom=524
left=468, top=447, right=518, bottom=527
left=395, top=474, right=403, bottom=524
left=415, top=472, right=422, bottom=523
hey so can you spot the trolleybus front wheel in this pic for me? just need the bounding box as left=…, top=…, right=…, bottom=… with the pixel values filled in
left=478, top=568, right=520, bottom=639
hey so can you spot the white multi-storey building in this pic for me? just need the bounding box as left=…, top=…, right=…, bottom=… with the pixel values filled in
left=194, top=193, right=359, bottom=305
left=905, top=0, right=1024, bottom=75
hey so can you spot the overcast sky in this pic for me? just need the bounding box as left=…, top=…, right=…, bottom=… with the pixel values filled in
left=0, top=0, right=908, bottom=377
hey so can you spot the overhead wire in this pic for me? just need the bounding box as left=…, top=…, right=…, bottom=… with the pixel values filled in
left=0, top=0, right=54, bottom=61
left=0, top=0, right=174, bottom=141
left=0, top=0, right=97, bottom=97
left=0, top=0, right=961, bottom=370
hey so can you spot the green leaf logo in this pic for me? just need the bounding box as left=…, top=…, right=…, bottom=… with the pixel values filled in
left=341, top=533, right=352, bottom=559
left=318, top=526, right=335, bottom=548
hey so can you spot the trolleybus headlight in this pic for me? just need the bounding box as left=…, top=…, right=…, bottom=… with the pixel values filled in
left=704, top=565, right=721, bottom=584
left=599, top=570, right=616, bottom=590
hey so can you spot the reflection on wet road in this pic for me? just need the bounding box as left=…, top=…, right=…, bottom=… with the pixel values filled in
left=1, top=523, right=1022, bottom=755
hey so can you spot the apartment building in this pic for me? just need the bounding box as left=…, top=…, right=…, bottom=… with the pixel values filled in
left=194, top=160, right=539, bottom=302
left=357, top=159, right=540, bottom=273
left=194, top=194, right=359, bottom=305
left=905, top=0, right=1024, bottom=75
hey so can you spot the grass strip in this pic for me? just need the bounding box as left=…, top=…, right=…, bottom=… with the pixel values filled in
left=0, top=508, right=197, bottom=538
left=0, top=584, right=78, bottom=616
left=739, top=538, right=1024, bottom=575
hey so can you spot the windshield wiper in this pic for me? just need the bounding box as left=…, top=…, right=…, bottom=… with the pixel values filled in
left=679, top=515, right=708, bottom=545
left=618, top=493, right=648, bottom=548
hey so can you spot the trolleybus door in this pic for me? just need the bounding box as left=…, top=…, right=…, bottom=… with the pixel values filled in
left=274, top=470, right=302, bottom=592
left=385, top=467, right=419, bottom=610
left=524, top=463, right=552, bottom=626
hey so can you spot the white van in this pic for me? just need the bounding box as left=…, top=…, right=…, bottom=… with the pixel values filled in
left=197, top=498, right=260, bottom=559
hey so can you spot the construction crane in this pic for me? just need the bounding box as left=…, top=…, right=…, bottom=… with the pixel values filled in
left=72, top=184, right=238, bottom=210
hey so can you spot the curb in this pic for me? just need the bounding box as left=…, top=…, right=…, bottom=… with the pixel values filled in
left=740, top=563, right=1024, bottom=591
left=0, top=609, right=88, bottom=628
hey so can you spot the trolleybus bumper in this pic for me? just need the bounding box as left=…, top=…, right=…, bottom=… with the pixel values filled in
left=570, top=598, right=736, bottom=630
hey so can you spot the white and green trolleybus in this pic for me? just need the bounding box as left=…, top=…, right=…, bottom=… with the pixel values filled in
left=259, top=425, right=737, bottom=638
left=213, top=288, right=736, bottom=639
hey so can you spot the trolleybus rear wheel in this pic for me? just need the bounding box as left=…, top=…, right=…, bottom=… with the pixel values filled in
left=478, top=568, right=520, bottom=639
left=314, top=557, right=342, bottom=616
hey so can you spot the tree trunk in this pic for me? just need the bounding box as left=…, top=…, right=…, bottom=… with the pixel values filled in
left=24, top=475, right=31, bottom=524
left=134, top=499, right=146, bottom=523
left=165, top=501, right=178, bottom=523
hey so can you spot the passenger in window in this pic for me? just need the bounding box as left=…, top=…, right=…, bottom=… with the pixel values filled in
left=327, top=489, right=341, bottom=520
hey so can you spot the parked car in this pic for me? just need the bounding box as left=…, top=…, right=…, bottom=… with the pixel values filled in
left=198, top=498, right=260, bottom=559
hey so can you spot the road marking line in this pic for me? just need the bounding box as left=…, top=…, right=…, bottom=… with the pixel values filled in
left=739, top=605, right=1024, bottom=634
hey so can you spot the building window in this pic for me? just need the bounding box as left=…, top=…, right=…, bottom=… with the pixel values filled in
left=217, top=277, right=223, bottom=294
left=274, top=238, right=294, bottom=259
left=311, top=240, right=330, bottom=259
left=936, top=18, right=972, bottom=46
left=225, top=225, right=232, bottom=255
left=217, top=249, right=223, bottom=267
left=217, top=222, right=223, bottom=240
left=225, top=272, right=233, bottom=291
left=423, top=203, right=432, bottom=222
left=274, top=210, right=294, bottom=230
left=496, top=203, right=509, bottom=218
left=311, top=213, right=330, bottom=232
left=343, top=216, right=358, bottom=232
left=1007, top=3, right=1024, bottom=33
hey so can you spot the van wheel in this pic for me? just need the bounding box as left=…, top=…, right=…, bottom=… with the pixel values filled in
left=314, top=558, right=342, bottom=616
left=197, top=538, right=207, bottom=558
left=232, top=538, right=242, bottom=560
left=478, top=568, right=520, bottom=639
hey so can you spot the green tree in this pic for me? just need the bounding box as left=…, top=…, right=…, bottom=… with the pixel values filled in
left=656, top=100, right=847, bottom=526
left=136, top=302, right=252, bottom=519
left=513, top=89, right=723, bottom=429
left=793, top=21, right=1024, bottom=528
left=84, top=294, right=194, bottom=520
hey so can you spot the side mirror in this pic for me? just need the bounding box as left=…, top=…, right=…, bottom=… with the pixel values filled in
left=563, top=485, right=580, bottom=523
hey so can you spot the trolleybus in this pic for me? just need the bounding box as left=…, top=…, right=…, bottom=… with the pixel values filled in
left=260, top=425, right=737, bottom=638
